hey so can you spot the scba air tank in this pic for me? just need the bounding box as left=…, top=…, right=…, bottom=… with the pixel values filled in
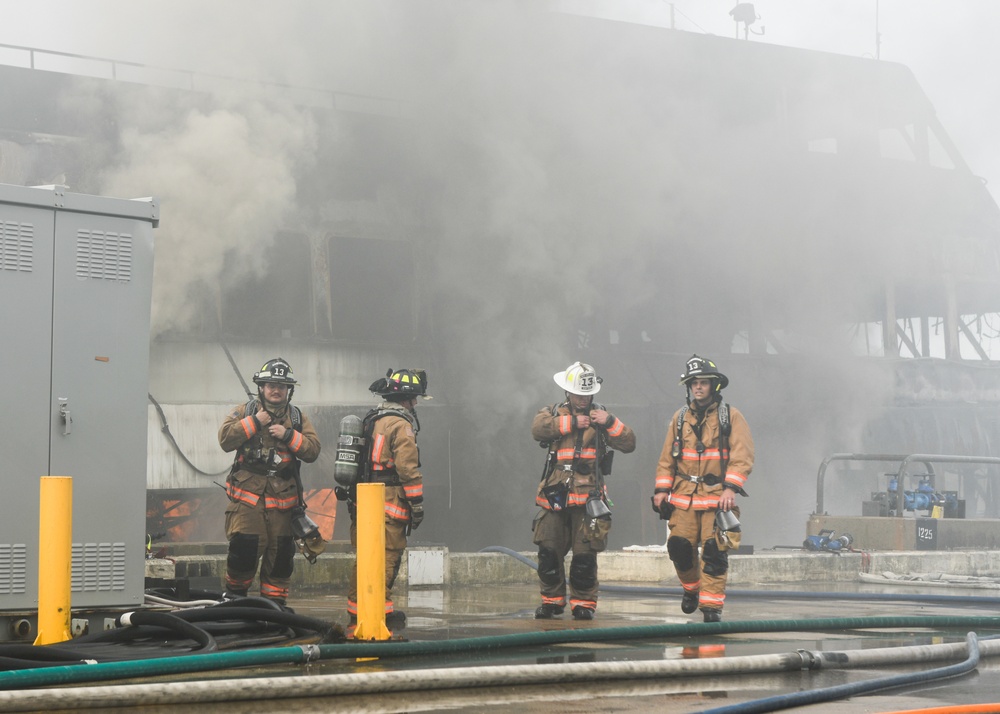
left=334, top=414, right=365, bottom=487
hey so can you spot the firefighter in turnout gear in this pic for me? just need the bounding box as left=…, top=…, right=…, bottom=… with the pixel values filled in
left=531, top=362, right=636, bottom=621
left=347, top=368, right=429, bottom=627
left=652, top=355, right=754, bottom=623
left=219, top=358, right=321, bottom=606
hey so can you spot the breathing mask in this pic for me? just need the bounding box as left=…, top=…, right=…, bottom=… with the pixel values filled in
left=290, top=507, right=326, bottom=564
left=714, top=508, right=742, bottom=552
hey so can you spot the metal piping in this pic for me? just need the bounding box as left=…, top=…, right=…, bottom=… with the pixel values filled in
left=814, top=453, right=935, bottom=515
left=894, top=454, right=1000, bottom=516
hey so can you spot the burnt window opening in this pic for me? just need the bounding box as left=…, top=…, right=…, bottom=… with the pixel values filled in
left=217, top=232, right=313, bottom=340
left=327, top=235, right=416, bottom=344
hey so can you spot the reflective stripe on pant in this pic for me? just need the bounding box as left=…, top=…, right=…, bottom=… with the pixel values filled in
left=667, top=506, right=736, bottom=611
left=532, top=507, right=605, bottom=609
left=224, top=500, right=295, bottom=602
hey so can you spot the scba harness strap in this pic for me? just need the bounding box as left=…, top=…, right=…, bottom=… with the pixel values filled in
left=232, top=399, right=302, bottom=474
left=538, top=402, right=615, bottom=511
left=359, top=406, right=417, bottom=484
left=670, top=401, right=747, bottom=496
left=245, top=399, right=302, bottom=428
left=670, top=402, right=730, bottom=457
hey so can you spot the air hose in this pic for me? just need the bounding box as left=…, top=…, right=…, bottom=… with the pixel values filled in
left=478, top=546, right=1000, bottom=606
left=0, top=627, right=998, bottom=711
left=2, top=615, right=1000, bottom=691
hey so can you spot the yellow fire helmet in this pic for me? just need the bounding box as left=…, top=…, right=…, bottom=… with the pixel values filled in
left=371, top=368, right=430, bottom=399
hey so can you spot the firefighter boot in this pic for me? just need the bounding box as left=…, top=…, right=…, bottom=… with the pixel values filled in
left=702, top=609, right=722, bottom=623
left=534, top=604, right=565, bottom=619
left=572, top=606, right=594, bottom=621
left=681, top=590, right=699, bottom=614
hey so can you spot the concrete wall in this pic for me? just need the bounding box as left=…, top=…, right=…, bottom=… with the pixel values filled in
left=159, top=546, right=1000, bottom=593
left=809, top=515, right=1000, bottom=551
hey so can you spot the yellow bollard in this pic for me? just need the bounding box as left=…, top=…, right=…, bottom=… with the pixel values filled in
left=353, top=482, right=391, bottom=641
left=34, top=476, right=73, bottom=645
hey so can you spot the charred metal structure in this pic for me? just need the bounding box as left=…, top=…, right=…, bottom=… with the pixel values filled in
left=1, top=11, right=999, bottom=555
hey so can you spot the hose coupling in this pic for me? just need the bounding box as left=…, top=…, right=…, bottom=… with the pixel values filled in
left=795, top=648, right=820, bottom=670
left=297, top=644, right=321, bottom=663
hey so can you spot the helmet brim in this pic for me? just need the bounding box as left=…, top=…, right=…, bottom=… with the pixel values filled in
left=680, top=373, right=729, bottom=390
left=383, top=392, right=433, bottom=400
left=553, top=370, right=602, bottom=396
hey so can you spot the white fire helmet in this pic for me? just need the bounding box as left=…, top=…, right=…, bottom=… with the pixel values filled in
left=553, top=361, right=602, bottom=396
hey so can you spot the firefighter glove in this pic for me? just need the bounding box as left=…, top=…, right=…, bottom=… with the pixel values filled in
left=651, top=495, right=673, bottom=521
left=410, top=502, right=424, bottom=530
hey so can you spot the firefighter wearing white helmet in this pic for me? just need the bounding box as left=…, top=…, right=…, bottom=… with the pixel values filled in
left=218, top=358, right=321, bottom=607
left=651, top=354, right=754, bottom=623
left=531, top=361, right=636, bottom=621
left=554, top=361, right=602, bottom=396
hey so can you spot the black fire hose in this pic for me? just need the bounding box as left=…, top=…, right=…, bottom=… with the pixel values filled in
left=73, top=610, right=218, bottom=654
left=148, top=393, right=229, bottom=477
left=174, top=606, right=339, bottom=641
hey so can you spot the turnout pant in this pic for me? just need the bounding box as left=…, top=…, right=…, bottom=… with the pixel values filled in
left=224, top=500, right=295, bottom=602
left=532, top=507, right=609, bottom=612
left=667, top=506, right=739, bottom=612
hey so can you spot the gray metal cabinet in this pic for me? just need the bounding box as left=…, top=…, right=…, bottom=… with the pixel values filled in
left=0, top=184, right=157, bottom=611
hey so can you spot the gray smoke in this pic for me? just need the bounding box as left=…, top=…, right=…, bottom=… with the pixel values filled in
left=17, top=0, right=992, bottom=547
left=94, top=92, right=317, bottom=335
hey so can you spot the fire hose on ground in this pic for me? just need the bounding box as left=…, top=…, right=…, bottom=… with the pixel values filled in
left=5, top=547, right=1000, bottom=709
left=701, top=631, right=983, bottom=714
left=0, top=623, right=997, bottom=711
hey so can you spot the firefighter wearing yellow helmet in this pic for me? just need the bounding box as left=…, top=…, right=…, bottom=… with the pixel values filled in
left=531, top=361, right=636, bottom=621
left=651, top=354, right=754, bottom=623
left=346, top=368, right=430, bottom=628
left=218, top=357, right=322, bottom=607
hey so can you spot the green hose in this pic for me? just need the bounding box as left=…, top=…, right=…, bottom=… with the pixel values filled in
left=3, top=615, right=1000, bottom=691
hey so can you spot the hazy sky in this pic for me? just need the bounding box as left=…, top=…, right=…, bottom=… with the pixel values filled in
left=1, top=0, right=997, bottom=205
left=563, top=1, right=1000, bottom=207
